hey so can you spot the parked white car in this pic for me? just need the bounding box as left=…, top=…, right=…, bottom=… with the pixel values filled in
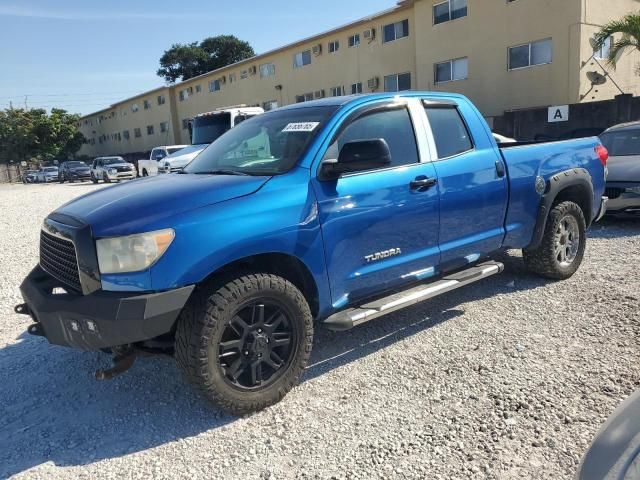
left=90, top=157, right=136, bottom=183
left=36, top=167, right=59, bottom=183
left=138, top=145, right=188, bottom=177
left=163, top=106, right=264, bottom=173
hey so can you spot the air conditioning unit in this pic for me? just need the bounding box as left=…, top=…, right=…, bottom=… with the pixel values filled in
left=364, top=28, right=376, bottom=40
left=312, top=44, right=323, bottom=56
left=368, top=77, right=380, bottom=90
left=220, top=75, right=227, bottom=84
left=249, top=66, right=257, bottom=75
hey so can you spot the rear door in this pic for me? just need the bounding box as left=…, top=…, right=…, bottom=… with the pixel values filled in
left=421, top=98, right=508, bottom=269
left=312, top=99, right=441, bottom=307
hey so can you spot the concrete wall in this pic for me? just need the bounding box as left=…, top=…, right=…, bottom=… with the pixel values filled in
left=78, top=0, right=640, bottom=158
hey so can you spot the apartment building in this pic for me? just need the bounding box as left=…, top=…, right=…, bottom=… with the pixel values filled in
left=78, top=0, right=640, bottom=158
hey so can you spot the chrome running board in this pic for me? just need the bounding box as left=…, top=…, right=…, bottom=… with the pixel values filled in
left=322, top=261, right=504, bottom=331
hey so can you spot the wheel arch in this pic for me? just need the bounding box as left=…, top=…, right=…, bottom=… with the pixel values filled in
left=199, top=252, right=321, bottom=319
left=527, top=168, right=594, bottom=251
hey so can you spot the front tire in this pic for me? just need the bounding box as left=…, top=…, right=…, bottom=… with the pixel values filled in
left=523, top=201, right=586, bottom=280
left=175, top=273, right=313, bottom=415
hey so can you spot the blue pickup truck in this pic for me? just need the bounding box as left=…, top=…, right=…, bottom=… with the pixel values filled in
left=17, top=93, right=608, bottom=414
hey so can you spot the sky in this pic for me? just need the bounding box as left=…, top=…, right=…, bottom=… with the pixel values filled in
left=0, top=0, right=394, bottom=115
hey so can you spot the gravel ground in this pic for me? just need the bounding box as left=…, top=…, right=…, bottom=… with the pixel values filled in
left=0, top=182, right=638, bottom=480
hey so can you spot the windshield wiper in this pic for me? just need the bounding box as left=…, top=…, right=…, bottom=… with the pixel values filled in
left=195, top=169, right=250, bottom=176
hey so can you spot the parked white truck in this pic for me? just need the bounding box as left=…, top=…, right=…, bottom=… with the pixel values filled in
left=138, top=145, right=188, bottom=177
left=161, top=105, right=264, bottom=173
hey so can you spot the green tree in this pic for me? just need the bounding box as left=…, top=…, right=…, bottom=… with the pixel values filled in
left=594, top=11, right=640, bottom=70
left=0, top=108, right=85, bottom=164
left=157, top=35, right=255, bottom=83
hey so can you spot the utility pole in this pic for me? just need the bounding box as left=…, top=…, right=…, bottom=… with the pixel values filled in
left=24, top=95, right=28, bottom=109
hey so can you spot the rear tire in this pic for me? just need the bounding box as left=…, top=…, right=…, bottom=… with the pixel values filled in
left=175, top=273, right=313, bottom=415
left=523, top=201, right=586, bottom=280
left=142, top=169, right=149, bottom=177
left=91, top=173, right=98, bottom=184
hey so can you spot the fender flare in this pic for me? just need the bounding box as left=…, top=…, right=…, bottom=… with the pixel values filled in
left=527, top=168, right=594, bottom=251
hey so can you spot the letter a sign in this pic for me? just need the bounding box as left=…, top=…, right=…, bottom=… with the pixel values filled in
left=548, top=105, right=569, bottom=123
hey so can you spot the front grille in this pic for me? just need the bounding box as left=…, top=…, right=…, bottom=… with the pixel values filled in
left=40, top=230, right=82, bottom=292
left=116, top=166, right=132, bottom=172
left=605, top=187, right=625, bottom=200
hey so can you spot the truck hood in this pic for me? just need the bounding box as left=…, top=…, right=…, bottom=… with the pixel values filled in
left=607, top=155, right=640, bottom=183
left=165, top=144, right=208, bottom=168
left=54, top=173, right=271, bottom=236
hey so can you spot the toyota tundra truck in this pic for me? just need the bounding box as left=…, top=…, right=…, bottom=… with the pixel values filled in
left=16, top=93, right=608, bottom=414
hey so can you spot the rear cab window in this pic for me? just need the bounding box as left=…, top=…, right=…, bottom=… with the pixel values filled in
left=423, top=101, right=474, bottom=159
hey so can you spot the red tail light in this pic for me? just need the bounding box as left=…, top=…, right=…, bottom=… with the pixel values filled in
left=595, top=145, right=609, bottom=167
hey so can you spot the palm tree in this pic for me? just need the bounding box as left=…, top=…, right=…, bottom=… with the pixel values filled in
left=594, top=12, right=640, bottom=70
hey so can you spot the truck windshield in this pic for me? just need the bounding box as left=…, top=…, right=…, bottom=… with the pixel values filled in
left=600, top=130, right=640, bottom=156
left=191, top=113, right=232, bottom=145
left=103, top=158, right=124, bottom=165
left=185, top=106, right=338, bottom=176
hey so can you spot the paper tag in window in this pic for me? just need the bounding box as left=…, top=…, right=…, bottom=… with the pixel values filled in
left=282, top=122, right=320, bottom=133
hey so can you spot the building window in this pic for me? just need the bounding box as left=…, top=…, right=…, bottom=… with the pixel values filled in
left=123, top=130, right=130, bottom=140
left=209, top=79, right=221, bottom=92
left=157, top=95, right=166, bottom=105
left=351, top=82, right=363, bottom=94
left=509, top=38, right=552, bottom=70
left=263, top=100, right=279, bottom=111
left=314, top=90, right=326, bottom=99
left=384, top=72, right=412, bottom=92
left=147, top=125, right=154, bottom=135
left=195, top=84, right=202, bottom=93
left=229, top=73, right=237, bottom=83
left=143, top=100, right=150, bottom=110
left=240, top=70, right=248, bottom=79
left=131, top=103, right=139, bottom=113
left=434, top=0, right=467, bottom=25
left=179, top=89, right=188, bottom=101
left=259, top=62, right=276, bottom=78
left=182, top=119, right=189, bottom=130
left=134, top=128, right=141, bottom=138
left=293, top=50, right=312, bottom=68
left=160, top=121, right=169, bottom=133
left=435, top=57, right=468, bottom=83
left=595, top=36, right=613, bottom=60
left=329, top=40, right=340, bottom=53
left=295, top=93, right=314, bottom=103
left=383, top=19, right=409, bottom=43
left=330, top=86, right=343, bottom=97
left=348, top=34, right=360, bottom=48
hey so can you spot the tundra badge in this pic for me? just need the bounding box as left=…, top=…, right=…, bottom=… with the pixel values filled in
left=365, top=248, right=402, bottom=264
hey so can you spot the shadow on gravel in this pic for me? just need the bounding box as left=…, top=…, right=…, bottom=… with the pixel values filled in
left=0, top=335, right=236, bottom=478
left=589, top=216, right=640, bottom=239
left=305, top=251, right=548, bottom=381
left=0, top=252, right=547, bottom=477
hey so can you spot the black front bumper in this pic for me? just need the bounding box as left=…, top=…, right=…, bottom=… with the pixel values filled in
left=19, top=266, right=194, bottom=351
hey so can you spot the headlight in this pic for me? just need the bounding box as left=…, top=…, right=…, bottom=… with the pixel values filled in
left=109, top=168, right=117, bottom=174
left=96, top=229, right=175, bottom=274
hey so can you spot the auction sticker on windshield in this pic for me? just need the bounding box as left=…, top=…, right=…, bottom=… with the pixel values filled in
left=282, top=122, right=320, bottom=132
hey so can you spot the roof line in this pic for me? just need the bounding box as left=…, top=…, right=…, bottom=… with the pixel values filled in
left=81, top=0, right=411, bottom=119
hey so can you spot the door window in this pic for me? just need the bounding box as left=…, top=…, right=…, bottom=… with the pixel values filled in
left=323, top=107, right=419, bottom=169
left=424, top=105, right=473, bottom=159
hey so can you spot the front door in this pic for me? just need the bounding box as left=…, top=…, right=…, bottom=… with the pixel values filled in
left=312, top=101, right=441, bottom=308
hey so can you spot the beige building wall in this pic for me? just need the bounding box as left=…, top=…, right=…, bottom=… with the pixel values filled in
left=78, top=0, right=640, bottom=157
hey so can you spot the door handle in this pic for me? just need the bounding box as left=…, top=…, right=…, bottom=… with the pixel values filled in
left=495, top=160, right=506, bottom=178
left=410, top=176, right=438, bottom=191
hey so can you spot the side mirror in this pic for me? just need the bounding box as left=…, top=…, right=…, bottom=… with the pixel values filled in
left=320, top=139, right=391, bottom=180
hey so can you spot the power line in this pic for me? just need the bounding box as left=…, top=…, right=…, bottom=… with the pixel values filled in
left=0, top=90, right=148, bottom=100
